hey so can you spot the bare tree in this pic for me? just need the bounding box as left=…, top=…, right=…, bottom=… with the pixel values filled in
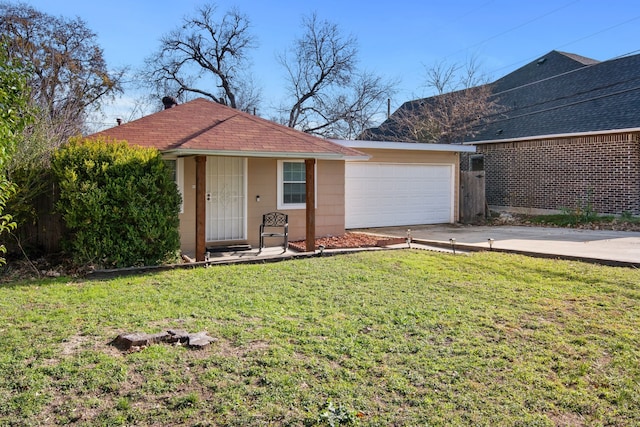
left=365, top=58, right=497, bottom=143
left=388, top=85, right=495, bottom=143
left=278, top=13, right=395, bottom=138
left=140, top=3, right=260, bottom=112
left=0, top=1, right=124, bottom=142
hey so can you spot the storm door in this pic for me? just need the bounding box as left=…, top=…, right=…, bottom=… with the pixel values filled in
left=206, top=157, right=247, bottom=241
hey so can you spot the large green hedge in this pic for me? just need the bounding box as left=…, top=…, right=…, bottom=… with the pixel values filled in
left=52, top=137, right=181, bottom=268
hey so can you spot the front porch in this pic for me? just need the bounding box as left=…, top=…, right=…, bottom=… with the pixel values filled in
left=178, top=155, right=327, bottom=261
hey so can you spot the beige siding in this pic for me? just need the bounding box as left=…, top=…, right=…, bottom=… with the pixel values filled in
left=315, top=160, right=345, bottom=236
left=249, top=159, right=345, bottom=245
left=246, top=158, right=277, bottom=247
left=360, top=148, right=458, bottom=165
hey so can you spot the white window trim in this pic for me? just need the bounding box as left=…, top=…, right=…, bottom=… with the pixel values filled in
left=277, top=159, right=317, bottom=210
left=165, top=157, right=185, bottom=214
left=176, top=158, right=184, bottom=213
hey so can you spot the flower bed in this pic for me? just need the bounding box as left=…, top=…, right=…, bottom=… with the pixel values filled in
left=289, top=232, right=405, bottom=252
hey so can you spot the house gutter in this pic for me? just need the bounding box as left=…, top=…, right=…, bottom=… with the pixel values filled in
left=465, top=127, right=640, bottom=145
left=161, top=148, right=370, bottom=161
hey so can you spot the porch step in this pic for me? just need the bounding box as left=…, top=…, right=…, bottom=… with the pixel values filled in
left=207, top=244, right=252, bottom=253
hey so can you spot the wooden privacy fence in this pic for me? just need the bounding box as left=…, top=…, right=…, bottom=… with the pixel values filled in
left=459, top=171, right=487, bottom=224
left=5, top=182, right=64, bottom=255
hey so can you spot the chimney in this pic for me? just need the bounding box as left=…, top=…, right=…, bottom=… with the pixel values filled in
left=116, top=117, right=122, bottom=126
left=162, top=96, right=178, bottom=110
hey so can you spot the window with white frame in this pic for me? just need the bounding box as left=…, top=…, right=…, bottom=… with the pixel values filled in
left=164, top=158, right=184, bottom=213
left=277, top=160, right=315, bottom=210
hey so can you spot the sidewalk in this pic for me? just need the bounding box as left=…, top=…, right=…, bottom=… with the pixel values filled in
left=356, top=224, right=640, bottom=267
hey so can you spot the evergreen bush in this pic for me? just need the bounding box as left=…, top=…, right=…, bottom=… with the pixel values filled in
left=52, top=137, right=181, bottom=268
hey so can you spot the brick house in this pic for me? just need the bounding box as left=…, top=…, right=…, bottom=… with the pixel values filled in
left=366, top=51, right=640, bottom=216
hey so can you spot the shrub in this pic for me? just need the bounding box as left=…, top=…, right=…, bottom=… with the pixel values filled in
left=52, top=137, right=181, bottom=268
left=0, top=179, right=17, bottom=264
left=0, top=36, right=32, bottom=263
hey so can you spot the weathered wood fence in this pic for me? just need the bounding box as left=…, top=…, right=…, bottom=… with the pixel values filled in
left=459, top=171, right=486, bottom=224
left=5, top=182, right=64, bottom=255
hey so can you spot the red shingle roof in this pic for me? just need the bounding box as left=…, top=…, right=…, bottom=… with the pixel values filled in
left=89, top=98, right=365, bottom=159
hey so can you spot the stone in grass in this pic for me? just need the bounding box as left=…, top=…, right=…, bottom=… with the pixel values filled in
left=165, top=329, right=217, bottom=348
left=187, top=331, right=217, bottom=348
left=111, top=330, right=216, bottom=351
left=111, top=332, right=170, bottom=351
left=166, top=329, right=190, bottom=344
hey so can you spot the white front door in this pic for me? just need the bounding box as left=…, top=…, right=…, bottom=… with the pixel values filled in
left=206, top=157, right=247, bottom=241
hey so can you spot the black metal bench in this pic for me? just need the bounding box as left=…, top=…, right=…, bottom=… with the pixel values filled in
left=259, top=212, right=288, bottom=251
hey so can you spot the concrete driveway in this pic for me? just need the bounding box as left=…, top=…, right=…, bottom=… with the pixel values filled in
left=354, top=224, right=640, bottom=267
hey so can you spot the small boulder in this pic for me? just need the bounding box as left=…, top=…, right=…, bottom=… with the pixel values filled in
left=187, top=331, right=217, bottom=348
left=111, top=332, right=171, bottom=351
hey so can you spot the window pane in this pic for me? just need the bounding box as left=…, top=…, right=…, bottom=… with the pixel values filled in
left=282, top=161, right=307, bottom=205
left=164, top=159, right=177, bottom=181
left=470, top=155, right=484, bottom=171
left=283, top=182, right=306, bottom=204
left=283, top=162, right=305, bottom=182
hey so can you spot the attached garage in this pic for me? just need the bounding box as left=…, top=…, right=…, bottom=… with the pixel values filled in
left=345, top=163, right=454, bottom=228
left=333, top=140, right=476, bottom=229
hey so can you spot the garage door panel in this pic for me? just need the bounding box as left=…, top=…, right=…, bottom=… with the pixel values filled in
left=345, top=163, right=453, bottom=228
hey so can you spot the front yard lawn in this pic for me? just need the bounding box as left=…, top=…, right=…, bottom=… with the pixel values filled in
left=1, top=250, right=639, bottom=426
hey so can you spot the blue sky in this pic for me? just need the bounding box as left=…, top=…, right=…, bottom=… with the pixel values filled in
left=22, top=0, right=640, bottom=131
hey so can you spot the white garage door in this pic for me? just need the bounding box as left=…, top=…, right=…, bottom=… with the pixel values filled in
left=345, top=163, right=454, bottom=228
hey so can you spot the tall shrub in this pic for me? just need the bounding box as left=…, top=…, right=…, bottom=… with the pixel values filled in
left=52, top=137, right=181, bottom=268
left=0, top=36, right=32, bottom=264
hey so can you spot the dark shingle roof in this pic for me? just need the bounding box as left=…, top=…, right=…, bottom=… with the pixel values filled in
left=472, top=52, right=640, bottom=141
left=365, top=50, right=640, bottom=143
left=491, top=50, right=598, bottom=92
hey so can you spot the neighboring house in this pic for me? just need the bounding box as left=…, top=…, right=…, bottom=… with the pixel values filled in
left=366, top=51, right=640, bottom=216
left=89, top=98, right=473, bottom=260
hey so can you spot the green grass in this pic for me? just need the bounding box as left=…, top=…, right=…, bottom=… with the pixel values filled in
left=527, top=212, right=640, bottom=228
left=1, top=250, right=639, bottom=426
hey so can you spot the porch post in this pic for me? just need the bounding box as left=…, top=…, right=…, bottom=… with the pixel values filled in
left=195, top=156, right=206, bottom=261
left=305, top=158, right=316, bottom=252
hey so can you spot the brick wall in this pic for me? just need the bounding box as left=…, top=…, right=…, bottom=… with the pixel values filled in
left=463, top=132, right=640, bottom=215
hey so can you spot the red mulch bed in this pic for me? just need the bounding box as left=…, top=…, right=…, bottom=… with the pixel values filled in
left=289, top=232, right=404, bottom=252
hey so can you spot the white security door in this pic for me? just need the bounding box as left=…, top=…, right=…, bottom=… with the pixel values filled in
left=345, top=163, right=454, bottom=228
left=206, top=157, right=247, bottom=241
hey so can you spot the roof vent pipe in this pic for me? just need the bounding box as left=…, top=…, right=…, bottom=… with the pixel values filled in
left=162, top=96, right=178, bottom=109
